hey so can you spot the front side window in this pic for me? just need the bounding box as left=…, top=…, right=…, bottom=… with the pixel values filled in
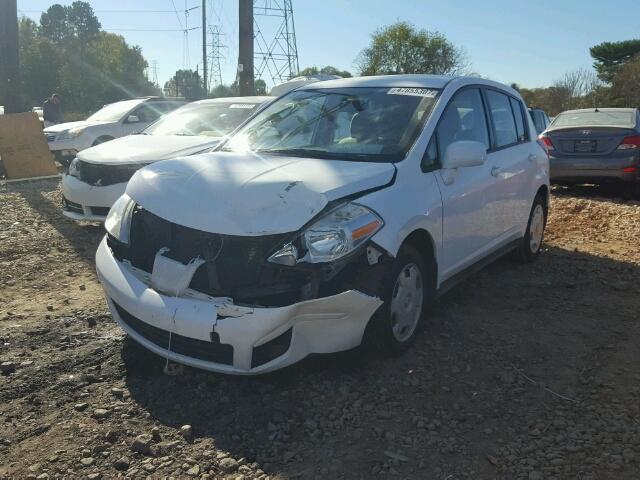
left=145, top=102, right=261, bottom=137
left=223, top=87, right=440, bottom=163
left=486, top=90, right=519, bottom=148
left=436, top=88, right=489, bottom=158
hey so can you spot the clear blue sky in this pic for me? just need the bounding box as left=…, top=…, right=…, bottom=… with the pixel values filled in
left=18, top=0, right=640, bottom=90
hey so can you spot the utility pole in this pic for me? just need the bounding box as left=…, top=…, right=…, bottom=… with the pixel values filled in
left=0, top=0, right=20, bottom=113
left=201, top=0, right=207, bottom=96
left=238, top=0, right=254, bottom=96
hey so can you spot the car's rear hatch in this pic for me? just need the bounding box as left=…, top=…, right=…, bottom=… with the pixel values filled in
left=546, top=127, right=637, bottom=157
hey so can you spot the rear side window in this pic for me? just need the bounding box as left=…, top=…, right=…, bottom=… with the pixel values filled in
left=436, top=88, right=490, bottom=157
left=509, top=97, right=527, bottom=141
left=486, top=90, right=519, bottom=148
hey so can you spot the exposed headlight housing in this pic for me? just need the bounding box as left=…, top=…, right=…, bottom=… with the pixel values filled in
left=67, top=157, right=80, bottom=177
left=268, top=203, right=383, bottom=265
left=58, top=127, right=86, bottom=140
left=104, top=194, right=135, bottom=245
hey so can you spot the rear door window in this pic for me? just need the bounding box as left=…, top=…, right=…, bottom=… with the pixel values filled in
left=509, top=97, right=527, bottom=142
left=486, top=90, right=518, bottom=148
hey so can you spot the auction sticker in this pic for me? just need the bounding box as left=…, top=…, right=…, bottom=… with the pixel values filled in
left=229, top=104, right=256, bottom=109
left=387, top=88, right=438, bottom=97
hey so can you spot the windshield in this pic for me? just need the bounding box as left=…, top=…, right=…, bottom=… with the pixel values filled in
left=551, top=110, right=636, bottom=129
left=144, top=102, right=262, bottom=137
left=223, top=87, right=440, bottom=162
left=87, top=99, right=143, bottom=122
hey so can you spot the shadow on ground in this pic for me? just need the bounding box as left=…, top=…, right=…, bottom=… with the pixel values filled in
left=121, top=244, right=640, bottom=478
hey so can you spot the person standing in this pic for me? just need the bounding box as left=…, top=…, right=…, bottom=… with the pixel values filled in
left=43, top=93, right=61, bottom=127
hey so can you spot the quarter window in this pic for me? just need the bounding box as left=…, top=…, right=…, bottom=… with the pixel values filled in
left=486, top=90, right=518, bottom=148
left=436, top=88, right=489, bottom=158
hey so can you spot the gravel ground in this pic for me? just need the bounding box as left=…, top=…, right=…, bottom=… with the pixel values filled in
left=1, top=180, right=639, bottom=479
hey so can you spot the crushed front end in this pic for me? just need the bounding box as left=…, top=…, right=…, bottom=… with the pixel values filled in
left=97, top=205, right=386, bottom=374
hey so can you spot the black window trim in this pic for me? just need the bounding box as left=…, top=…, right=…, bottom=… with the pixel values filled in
left=481, top=86, right=531, bottom=153
left=421, top=84, right=492, bottom=173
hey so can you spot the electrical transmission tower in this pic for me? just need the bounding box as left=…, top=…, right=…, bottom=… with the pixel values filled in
left=253, top=0, right=299, bottom=86
left=208, top=25, right=225, bottom=90
left=151, top=60, right=159, bottom=86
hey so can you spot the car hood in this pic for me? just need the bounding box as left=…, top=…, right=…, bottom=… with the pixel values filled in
left=126, top=152, right=396, bottom=236
left=43, top=120, right=112, bottom=133
left=77, top=134, right=221, bottom=165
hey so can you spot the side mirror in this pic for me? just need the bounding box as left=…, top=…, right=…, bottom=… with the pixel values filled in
left=126, top=114, right=140, bottom=124
left=442, top=140, right=487, bottom=169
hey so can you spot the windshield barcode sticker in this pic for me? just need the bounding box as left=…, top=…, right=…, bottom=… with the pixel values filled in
left=229, top=104, right=256, bottom=109
left=387, top=88, right=438, bottom=97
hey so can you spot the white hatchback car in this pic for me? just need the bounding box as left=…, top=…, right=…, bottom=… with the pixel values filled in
left=61, top=96, right=271, bottom=222
left=96, top=75, right=549, bottom=375
left=44, top=97, right=185, bottom=167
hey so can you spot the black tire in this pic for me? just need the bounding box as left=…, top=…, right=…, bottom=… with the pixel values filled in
left=92, top=136, right=114, bottom=147
left=515, top=193, right=547, bottom=263
left=364, top=244, right=435, bottom=356
left=621, top=182, right=640, bottom=201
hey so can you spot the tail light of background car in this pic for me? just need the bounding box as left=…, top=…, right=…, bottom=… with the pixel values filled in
left=616, top=135, right=640, bottom=150
left=538, top=134, right=554, bottom=154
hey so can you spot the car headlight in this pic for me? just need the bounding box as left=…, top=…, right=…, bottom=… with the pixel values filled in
left=58, top=127, right=86, bottom=140
left=268, top=203, right=383, bottom=265
left=67, top=157, right=80, bottom=177
left=104, top=194, right=136, bottom=244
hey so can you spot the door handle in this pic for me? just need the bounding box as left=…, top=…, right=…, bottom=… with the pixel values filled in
left=491, top=166, right=503, bottom=177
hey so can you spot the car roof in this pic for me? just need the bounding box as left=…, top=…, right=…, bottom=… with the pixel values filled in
left=560, top=107, right=638, bottom=114
left=193, top=96, right=272, bottom=105
left=303, top=74, right=456, bottom=90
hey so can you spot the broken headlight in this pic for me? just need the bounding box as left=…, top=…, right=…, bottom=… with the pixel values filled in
left=268, top=203, right=383, bottom=265
left=104, top=194, right=135, bottom=245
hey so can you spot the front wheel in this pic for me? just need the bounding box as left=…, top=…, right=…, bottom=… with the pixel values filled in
left=515, top=194, right=547, bottom=263
left=364, top=245, right=433, bottom=356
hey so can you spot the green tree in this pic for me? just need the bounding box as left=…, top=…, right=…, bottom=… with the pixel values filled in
left=164, top=70, right=204, bottom=99
left=590, top=39, right=640, bottom=83
left=298, top=65, right=352, bottom=78
left=611, top=55, right=640, bottom=107
left=19, top=3, right=159, bottom=116
left=356, top=21, right=468, bottom=76
left=255, top=79, right=267, bottom=95
left=210, top=83, right=238, bottom=98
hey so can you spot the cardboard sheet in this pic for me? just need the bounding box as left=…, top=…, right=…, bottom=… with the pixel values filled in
left=0, top=112, right=58, bottom=179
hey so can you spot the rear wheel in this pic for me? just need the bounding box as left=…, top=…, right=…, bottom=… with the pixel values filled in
left=364, top=245, right=434, bottom=356
left=515, top=194, right=547, bottom=263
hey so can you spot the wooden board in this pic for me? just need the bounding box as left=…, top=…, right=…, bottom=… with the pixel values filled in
left=0, top=112, right=58, bottom=179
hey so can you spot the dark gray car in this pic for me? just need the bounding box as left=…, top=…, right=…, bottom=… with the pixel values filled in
left=541, top=108, right=640, bottom=196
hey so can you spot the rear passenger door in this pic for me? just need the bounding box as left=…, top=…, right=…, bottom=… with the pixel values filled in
left=484, top=89, right=535, bottom=240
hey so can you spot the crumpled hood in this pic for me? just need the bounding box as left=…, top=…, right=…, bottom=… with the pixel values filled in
left=126, top=152, right=396, bottom=236
left=77, top=134, right=221, bottom=165
left=43, top=119, right=111, bottom=134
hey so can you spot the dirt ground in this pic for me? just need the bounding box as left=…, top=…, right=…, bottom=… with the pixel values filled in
left=1, top=179, right=639, bottom=480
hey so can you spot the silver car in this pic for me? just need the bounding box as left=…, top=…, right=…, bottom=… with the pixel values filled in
left=541, top=108, right=640, bottom=197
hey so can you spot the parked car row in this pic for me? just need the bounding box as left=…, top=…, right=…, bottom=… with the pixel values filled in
left=61, top=96, right=271, bottom=221
left=65, top=74, right=551, bottom=375
left=44, top=96, right=186, bottom=167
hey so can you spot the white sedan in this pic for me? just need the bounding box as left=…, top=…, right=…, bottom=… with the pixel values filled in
left=61, top=96, right=271, bottom=221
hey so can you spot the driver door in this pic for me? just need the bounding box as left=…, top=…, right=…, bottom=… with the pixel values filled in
left=432, top=87, right=497, bottom=281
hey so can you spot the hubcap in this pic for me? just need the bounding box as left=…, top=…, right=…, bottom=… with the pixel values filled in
left=390, top=263, right=424, bottom=342
left=529, top=204, right=545, bottom=253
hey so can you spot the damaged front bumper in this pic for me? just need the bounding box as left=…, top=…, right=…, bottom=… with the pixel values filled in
left=96, top=237, right=383, bottom=374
